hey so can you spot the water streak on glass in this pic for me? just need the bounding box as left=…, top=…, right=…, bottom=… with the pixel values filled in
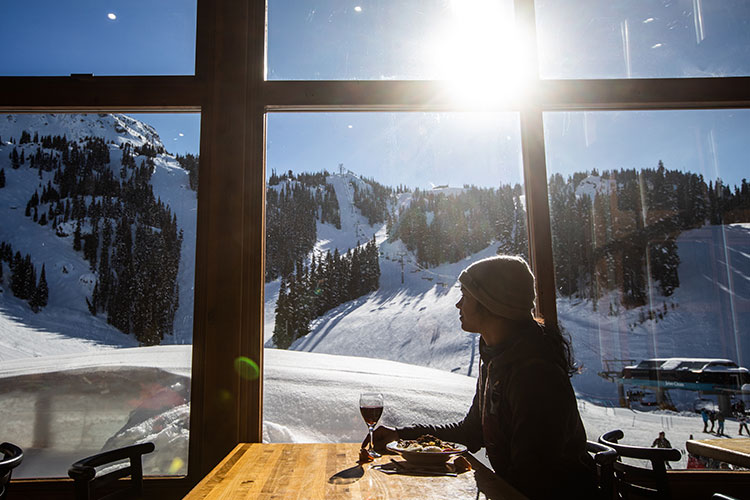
left=544, top=110, right=750, bottom=468
left=267, top=0, right=518, bottom=82
left=693, top=0, right=705, bottom=44
left=535, top=0, right=750, bottom=79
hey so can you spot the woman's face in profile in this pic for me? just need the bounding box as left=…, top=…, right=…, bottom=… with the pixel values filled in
left=456, top=287, right=483, bottom=333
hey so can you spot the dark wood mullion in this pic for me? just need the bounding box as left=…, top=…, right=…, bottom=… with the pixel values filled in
left=0, top=76, right=202, bottom=111
left=260, top=77, right=750, bottom=111
left=3, top=76, right=750, bottom=113
left=515, top=0, right=558, bottom=327
left=184, top=0, right=213, bottom=485
left=239, top=0, right=267, bottom=445
left=520, top=109, right=558, bottom=328
left=537, top=77, right=750, bottom=110
left=192, top=0, right=249, bottom=478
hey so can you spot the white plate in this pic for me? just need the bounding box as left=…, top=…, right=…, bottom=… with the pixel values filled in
left=386, top=440, right=467, bottom=466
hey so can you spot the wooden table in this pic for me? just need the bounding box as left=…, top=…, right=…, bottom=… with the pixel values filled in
left=183, top=443, right=525, bottom=499
left=686, top=438, right=750, bottom=469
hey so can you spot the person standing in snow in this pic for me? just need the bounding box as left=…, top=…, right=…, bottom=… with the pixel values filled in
left=738, top=412, right=749, bottom=435
left=652, top=431, right=672, bottom=448
left=717, top=412, right=725, bottom=436
left=652, top=431, right=674, bottom=469
left=364, top=255, right=596, bottom=499
left=709, top=411, right=716, bottom=433
left=701, top=408, right=709, bottom=432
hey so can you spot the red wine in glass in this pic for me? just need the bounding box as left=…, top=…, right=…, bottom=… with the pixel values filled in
left=360, top=405, right=383, bottom=427
left=360, top=392, right=384, bottom=458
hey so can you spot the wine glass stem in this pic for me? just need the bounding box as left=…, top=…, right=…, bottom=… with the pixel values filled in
left=368, top=426, right=375, bottom=451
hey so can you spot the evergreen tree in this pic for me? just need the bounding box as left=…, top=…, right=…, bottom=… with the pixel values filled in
left=11, top=148, right=20, bottom=169
left=10, top=252, right=24, bottom=298
left=30, top=264, right=48, bottom=312
left=25, top=256, right=36, bottom=301
left=97, top=220, right=113, bottom=312
left=73, top=220, right=82, bottom=251
left=272, top=275, right=292, bottom=348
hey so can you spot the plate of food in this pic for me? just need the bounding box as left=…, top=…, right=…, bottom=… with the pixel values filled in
left=386, top=435, right=467, bottom=466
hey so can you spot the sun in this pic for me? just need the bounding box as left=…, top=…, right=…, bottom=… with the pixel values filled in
left=424, top=0, right=532, bottom=107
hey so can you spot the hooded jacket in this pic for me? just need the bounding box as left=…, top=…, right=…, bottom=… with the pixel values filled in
left=398, top=324, right=595, bottom=498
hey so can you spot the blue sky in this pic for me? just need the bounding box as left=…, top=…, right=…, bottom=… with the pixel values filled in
left=0, top=0, right=196, bottom=76
left=4, top=1, right=750, bottom=188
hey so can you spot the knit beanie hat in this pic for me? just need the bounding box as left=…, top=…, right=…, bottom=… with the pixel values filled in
left=458, top=255, right=536, bottom=321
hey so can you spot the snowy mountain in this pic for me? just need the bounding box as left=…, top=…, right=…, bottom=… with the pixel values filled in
left=2, top=114, right=747, bottom=400
left=2, top=114, right=749, bottom=477
left=0, top=113, right=196, bottom=358
left=263, top=168, right=750, bottom=409
left=0, top=114, right=164, bottom=152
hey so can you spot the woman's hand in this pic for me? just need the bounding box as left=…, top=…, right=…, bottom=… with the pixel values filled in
left=361, top=425, right=399, bottom=453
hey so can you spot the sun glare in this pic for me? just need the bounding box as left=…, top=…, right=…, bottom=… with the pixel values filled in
left=425, top=0, right=530, bottom=107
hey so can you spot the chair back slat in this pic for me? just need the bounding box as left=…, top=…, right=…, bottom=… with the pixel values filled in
left=587, top=440, right=617, bottom=500
left=92, top=466, right=134, bottom=489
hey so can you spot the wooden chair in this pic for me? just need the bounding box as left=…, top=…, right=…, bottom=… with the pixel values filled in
left=0, top=442, right=23, bottom=500
left=68, top=442, right=155, bottom=500
left=587, top=440, right=617, bottom=500
left=599, top=430, right=681, bottom=499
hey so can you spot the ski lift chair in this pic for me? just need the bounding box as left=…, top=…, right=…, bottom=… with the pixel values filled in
left=68, top=442, right=155, bottom=500
left=599, top=429, right=681, bottom=499
left=586, top=440, right=617, bottom=500
left=0, top=442, right=23, bottom=500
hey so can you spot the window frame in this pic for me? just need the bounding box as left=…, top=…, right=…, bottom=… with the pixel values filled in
left=2, top=0, right=750, bottom=497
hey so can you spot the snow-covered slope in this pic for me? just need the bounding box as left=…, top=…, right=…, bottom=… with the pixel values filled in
left=0, top=114, right=163, bottom=151
left=0, top=114, right=197, bottom=354
left=0, top=346, right=711, bottom=477
left=263, top=174, right=750, bottom=405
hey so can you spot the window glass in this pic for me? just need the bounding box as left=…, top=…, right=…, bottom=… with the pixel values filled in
left=263, top=112, right=524, bottom=447
left=545, top=110, right=750, bottom=469
left=535, top=0, right=750, bottom=79
left=0, top=112, right=200, bottom=477
left=0, top=1, right=197, bottom=76
left=267, top=0, right=523, bottom=81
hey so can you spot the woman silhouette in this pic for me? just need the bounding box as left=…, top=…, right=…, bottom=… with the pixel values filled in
left=367, top=255, right=596, bottom=498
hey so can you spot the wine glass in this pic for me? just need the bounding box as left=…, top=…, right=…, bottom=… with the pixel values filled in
left=360, top=392, right=384, bottom=458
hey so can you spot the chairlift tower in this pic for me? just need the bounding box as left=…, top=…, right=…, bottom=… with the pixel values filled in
left=598, top=359, right=636, bottom=408
left=396, top=251, right=407, bottom=284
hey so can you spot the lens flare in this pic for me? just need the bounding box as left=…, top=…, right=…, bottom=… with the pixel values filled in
left=168, top=457, right=185, bottom=474
left=107, top=13, right=117, bottom=20
left=234, top=356, right=260, bottom=380
left=218, top=389, right=232, bottom=403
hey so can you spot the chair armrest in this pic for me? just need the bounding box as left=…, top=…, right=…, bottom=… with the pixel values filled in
left=599, top=430, right=681, bottom=462
left=68, top=443, right=155, bottom=481
left=586, top=441, right=617, bottom=466
left=0, top=442, right=24, bottom=470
